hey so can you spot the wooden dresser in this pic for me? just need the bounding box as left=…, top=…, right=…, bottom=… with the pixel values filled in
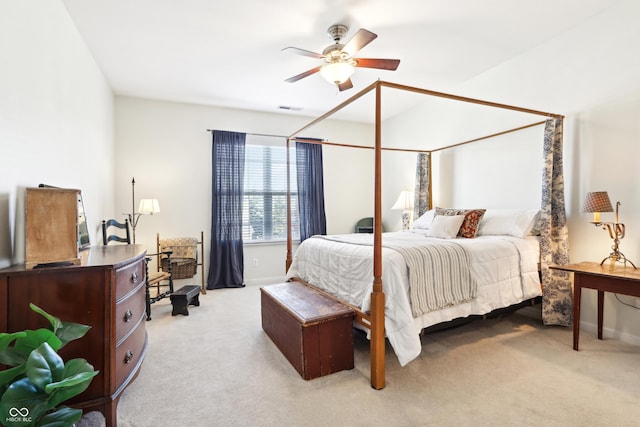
left=0, top=245, right=148, bottom=426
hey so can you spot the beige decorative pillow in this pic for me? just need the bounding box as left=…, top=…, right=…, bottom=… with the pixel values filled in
left=426, top=215, right=465, bottom=239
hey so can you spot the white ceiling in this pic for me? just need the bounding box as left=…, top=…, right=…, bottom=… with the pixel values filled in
left=62, top=0, right=619, bottom=123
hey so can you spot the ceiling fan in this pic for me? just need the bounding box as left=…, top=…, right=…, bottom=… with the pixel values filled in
left=283, top=24, right=400, bottom=91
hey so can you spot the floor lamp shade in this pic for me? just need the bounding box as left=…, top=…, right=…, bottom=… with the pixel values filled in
left=138, top=198, right=160, bottom=214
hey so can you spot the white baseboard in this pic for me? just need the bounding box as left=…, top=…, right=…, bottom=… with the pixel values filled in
left=580, top=321, right=640, bottom=346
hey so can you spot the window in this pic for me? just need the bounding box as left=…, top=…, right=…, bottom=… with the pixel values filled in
left=242, top=138, right=299, bottom=242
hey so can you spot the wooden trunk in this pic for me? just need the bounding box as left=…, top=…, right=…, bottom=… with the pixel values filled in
left=261, top=282, right=355, bottom=380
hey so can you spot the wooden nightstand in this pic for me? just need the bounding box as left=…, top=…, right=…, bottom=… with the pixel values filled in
left=551, top=262, right=640, bottom=350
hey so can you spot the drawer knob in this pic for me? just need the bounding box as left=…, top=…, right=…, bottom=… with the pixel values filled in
left=124, top=350, right=134, bottom=364
left=123, top=310, right=133, bottom=322
left=131, top=272, right=139, bottom=284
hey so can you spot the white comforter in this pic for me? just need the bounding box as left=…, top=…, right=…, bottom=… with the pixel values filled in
left=285, top=231, right=541, bottom=366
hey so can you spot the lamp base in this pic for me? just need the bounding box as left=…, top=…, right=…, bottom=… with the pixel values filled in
left=600, top=251, right=636, bottom=269
left=401, top=211, right=410, bottom=231
left=597, top=224, right=636, bottom=269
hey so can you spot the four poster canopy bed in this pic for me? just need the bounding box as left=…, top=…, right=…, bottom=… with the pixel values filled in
left=283, top=80, right=570, bottom=390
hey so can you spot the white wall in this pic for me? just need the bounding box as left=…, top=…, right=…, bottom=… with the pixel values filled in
left=114, top=96, right=374, bottom=286
left=459, top=0, right=640, bottom=344
left=0, top=1, right=114, bottom=268
left=382, top=94, right=545, bottom=213
left=385, top=0, right=640, bottom=344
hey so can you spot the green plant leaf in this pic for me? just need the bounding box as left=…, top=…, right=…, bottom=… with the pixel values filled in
left=29, top=303, right=62, bottom=334
left=1, top=329, right=60, bottom=367
left=0, top=377, right=51, bottom=426
left=0, top=332, right=26, bottom=353
left=13, top=329, right=62, bottom=356
left=45, top=359, right=99, bottom=408
left=28, top=303, right=91, bottom=348
left=0, top=364, right=26, bottom=391
left=0, top=332, right=28, bottom=369
left=36, top=405, right=83, bottom=427
left=0, top=346, right=29, bottom=367
left=46, top=372, right=99, bottom=409
left=25, top=342, right=64, bottom=390
left=54, top=321, right=91, bottom=348
left=61, top=358, right=98, bottom=380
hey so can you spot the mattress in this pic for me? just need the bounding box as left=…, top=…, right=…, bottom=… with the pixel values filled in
left=286, top=231, right=541, bottom=366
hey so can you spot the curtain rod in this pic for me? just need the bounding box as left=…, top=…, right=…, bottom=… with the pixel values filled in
left=206, top=129, right=287, bottom=139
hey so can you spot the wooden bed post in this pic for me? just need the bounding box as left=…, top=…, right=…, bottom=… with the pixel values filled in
left=370, top=82, right=386, bottom=390
left=285, top=137, right=293, bottom=272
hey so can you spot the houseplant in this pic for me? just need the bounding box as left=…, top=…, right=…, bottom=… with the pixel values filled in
left=0, top=303, right=99, bottom=427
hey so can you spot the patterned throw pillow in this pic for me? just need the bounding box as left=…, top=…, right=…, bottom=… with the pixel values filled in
left=435, top=207, right=486, bottom=238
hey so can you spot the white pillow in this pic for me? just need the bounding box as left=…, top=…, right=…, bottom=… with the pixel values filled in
left=412, top=208, right=436, bottom=230
left=476, top=209, right=541, bottom=238
left=426, top=215, right=465, bottom=239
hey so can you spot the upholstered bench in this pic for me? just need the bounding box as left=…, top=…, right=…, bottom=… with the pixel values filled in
left=260, top=281, right=355, bottom=380
left=170, top=285, right=201, bottom=316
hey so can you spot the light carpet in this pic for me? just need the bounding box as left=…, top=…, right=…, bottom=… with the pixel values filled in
left=117, top=284, right=640, bottom=427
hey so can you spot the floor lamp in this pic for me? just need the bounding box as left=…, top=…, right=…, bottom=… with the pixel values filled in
left=127, top=177, right=160, bottom=244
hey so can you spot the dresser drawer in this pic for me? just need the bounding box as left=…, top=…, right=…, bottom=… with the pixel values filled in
left=115, top=319, right=146, bottom=389
left=115, top=258, right=145, bottom=301
left=115, top=284, right=146, bottom=345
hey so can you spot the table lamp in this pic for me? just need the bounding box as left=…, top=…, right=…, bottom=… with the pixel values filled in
left=582, top=191, right=635, bottom=269
left=392, top=190, right=414, bottom=231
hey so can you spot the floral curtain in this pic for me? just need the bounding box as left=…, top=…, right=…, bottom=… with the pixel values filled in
left=413, top=152, right=431, bottom=218
left=539, top=118, right=572, bottom=325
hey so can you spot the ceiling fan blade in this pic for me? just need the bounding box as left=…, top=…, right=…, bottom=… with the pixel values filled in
left=285, top=66, right=321, bottom=83
left=338, top=78, right=353, bottom=92
left=281, top=46, right=324, bottom=59
left=342, top=28, right=377, bottom=56
left=354, top=58, right=400, bottom=71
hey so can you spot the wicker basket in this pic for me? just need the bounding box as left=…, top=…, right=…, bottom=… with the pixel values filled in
left=161, top=257, right=197, bottom=279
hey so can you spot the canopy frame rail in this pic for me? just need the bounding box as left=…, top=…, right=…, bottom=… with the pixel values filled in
left=290, top=120, right=547, bottom=154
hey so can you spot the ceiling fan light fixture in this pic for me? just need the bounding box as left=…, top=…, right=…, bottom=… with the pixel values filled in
left=320, top=61, right=355, bottom=85
left=284, top=26, right=399, bottom=91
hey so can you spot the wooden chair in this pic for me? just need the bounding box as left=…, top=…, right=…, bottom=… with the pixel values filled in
left=354, top=217, right=384, bottom=234
left=157, top=232, right=206, bottom=294
left=102, top=219, right=131, bottom=244
left=145, top=250, right=173, bottom=321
